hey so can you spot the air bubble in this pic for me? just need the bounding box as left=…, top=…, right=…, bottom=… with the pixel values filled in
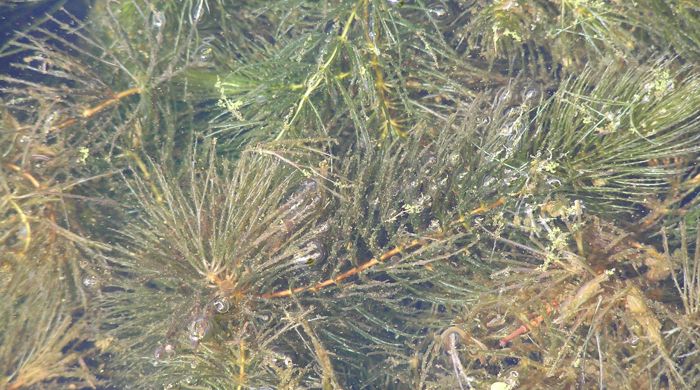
left=17, top=226, right=28, bottom=240
left=188, top=316, right=210, bottom=345
left=522, top=87, right=541, bottom=103
left=428, top=4, right=448, bottom=20
left=152, top=10, right=165, bottom=30
left=190, top=0, right=208, bottom=24
left=506, top=370, right=520, bottom=388
left=212, top=297, right=230, bottom=313
left=198, top=44, right=214, bottom=63
left=154, top=343, right=175, bottom=360
left=197, top=36, right=216, bottom=62
left=486, top=315, right=506, bottom=328
left=83, top=275, right=98, bottom=288
left=448, top=153, right=461, bottom=168
left=490, top=382, right=509, bottom=390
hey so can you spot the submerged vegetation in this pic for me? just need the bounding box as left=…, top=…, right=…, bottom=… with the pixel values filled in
left=1, top=0, right=700, bottom=388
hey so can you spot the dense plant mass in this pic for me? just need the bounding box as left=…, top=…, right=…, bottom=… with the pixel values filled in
left=1, top=0, right=700, bottom=388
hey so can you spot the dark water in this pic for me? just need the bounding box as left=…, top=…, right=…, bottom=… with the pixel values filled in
left=0, top=0, right=90, bottom=87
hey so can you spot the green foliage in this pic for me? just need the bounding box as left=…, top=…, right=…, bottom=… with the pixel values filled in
left=0, top=246, right=95, bottom=390
left=0, top=103, right=110, bottom=390
left=516, top=59, right=700, bottom=213
left=2, top=0, right=700, bottom=389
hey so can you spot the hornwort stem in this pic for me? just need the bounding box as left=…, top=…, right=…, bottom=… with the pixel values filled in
left=4, top=163, right=41, bottom=188
left=53, top=87, right=142, bottom=130
left=260, top=197, right=507, bottom=299
left=259, top=238, right=425, bottom=299
left=499, top=301, right=558, bottom=347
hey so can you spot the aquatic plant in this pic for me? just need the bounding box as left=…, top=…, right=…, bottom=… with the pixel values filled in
left=0, top=95, right=110, bottom=389
left=1, top=0, right=700, bottom=388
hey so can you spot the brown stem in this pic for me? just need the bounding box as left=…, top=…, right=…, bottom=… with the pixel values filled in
left=499, top=301, right=558, bottom=347
left=53, top=87, right=142, bottom=130
left=260, top=197, right=507, bottom=299
left=259, top=238, right=425, bottom=299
